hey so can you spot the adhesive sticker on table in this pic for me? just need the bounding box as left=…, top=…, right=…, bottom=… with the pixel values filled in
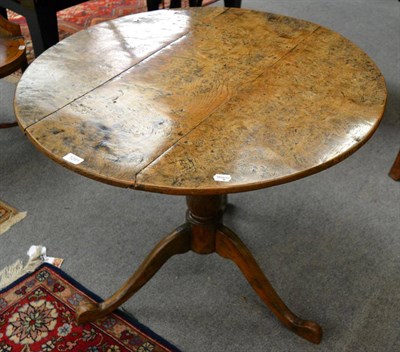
left=63, top=153, right=84, bottom=165
left=213, top=174, right=232, bottom=182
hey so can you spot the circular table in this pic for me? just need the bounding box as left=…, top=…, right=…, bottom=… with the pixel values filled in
left=15, top=8, right=387, bottom=344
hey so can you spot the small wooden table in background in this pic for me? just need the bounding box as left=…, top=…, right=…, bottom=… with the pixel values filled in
left=0, top=0, right=91, bottom=56
left=0, top=14, right=27, bottom=128
left=14, top=8, right=387, bottom=344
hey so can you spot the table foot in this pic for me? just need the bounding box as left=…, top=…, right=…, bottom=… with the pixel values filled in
left=216, top=225, right=322, bottom=344
left=75, top=301, right=101, bottom=324
left=76, top=224, right=192, bottom=324
left=389, top=151, right=400, bottom=181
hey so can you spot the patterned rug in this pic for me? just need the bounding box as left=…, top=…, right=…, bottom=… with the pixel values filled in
left=0, top=263, right=180, bottom=351
left=7, top=0, right=216, bottom=62
left=0, top=200, right=26, bottom=236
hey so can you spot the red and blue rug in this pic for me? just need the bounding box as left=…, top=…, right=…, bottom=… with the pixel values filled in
left=0, top=263, right=180, bottom=351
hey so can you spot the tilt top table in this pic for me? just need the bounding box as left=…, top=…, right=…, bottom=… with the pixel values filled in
left=14, top=8, right=386, bottom=344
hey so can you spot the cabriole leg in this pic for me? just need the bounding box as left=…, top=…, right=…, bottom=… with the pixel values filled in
left=216, top=224, right=322, bottom=344
left=76, top=224, right=192, bottom=324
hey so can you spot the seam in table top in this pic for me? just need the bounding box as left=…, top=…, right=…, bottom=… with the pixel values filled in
left=21, top=9, right=322, bottom=191
left=132, top=24, right=322, bottom=189
left=23, top=8, right=231, bottom=132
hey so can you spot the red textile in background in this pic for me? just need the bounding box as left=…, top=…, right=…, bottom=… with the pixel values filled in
left=7, top=0, right=216, bottom=54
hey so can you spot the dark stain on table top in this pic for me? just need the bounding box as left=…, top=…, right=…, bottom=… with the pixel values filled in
left=15, top=8, right=387, bottom=195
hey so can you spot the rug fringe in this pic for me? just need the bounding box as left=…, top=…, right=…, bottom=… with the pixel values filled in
left=0, top=245, right=43, bottom=290
left=0, top=211, right=27, bottom=235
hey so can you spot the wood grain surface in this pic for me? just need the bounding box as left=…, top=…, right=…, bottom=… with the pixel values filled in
left=15, top=8, right=387, bottom=194
left=0, top=15, right=27, bottom=79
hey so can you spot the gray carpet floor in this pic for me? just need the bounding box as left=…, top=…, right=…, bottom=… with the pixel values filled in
left=1, top=0, right=399, bottom=351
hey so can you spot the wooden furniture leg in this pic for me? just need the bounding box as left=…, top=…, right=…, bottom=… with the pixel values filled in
left=76, top=224, right=192, bottom=324
left=224, top=0, right=241, bottom=7
left=0, top=121, right=18, bottom=128
left=146, top=0, right=161, bottom=11
left=0, top=7, right=7, bottom=18
left=171, top=0, right=183, bottom=8
left=76, top=195, right=322, bottom=344
left=389, top=151, right=400, bottom=180
left=23, top=2, right=59, bottom=56
left=216, top=225, right=322, bottom=344
left=189, top=0, right=203, bottom=7
left=146, top=0, right=240, bottom=11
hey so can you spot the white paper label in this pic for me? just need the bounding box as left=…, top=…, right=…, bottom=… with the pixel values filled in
left=18, top=45, right=25, bottom=50
left=63, top=153, right=84, bottom=165
left=27, top=245, right=64, bottom=268
left=213, top=174, right=232, bottom=182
